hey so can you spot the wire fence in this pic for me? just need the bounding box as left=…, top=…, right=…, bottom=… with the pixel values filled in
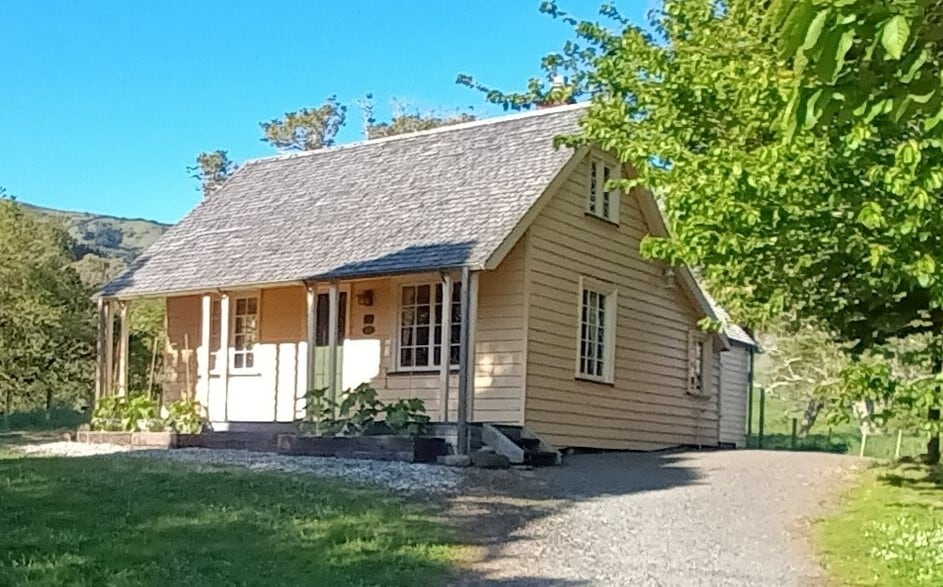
left=746, top=387, right=935, bottom=461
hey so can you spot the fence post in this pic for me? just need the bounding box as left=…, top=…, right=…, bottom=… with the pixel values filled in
left=758, top=387, right=766, bottom=449
left=747, top=382, right=754, bottom=442
left=859, top=430, right=868, bottom=458
left=791, top=418, right=798, bottom=450
left=895, top=430, right=903, bottom=461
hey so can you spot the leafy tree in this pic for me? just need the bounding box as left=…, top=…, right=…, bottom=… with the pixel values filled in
left=465, top=0, right=942, bottom=459
left=0, top=194, right=95, bottom=420
left=260, top=96, right=347, bottom=151
left=357, top=94, right=475, bottom=139
left=188, top=150, right=237, bottom=196
left=770, top=0, right=943, bottom=461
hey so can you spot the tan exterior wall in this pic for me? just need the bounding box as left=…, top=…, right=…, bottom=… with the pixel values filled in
left=523, top=149, right=722, bottom=450
left=163, top=295, right=201, bottom=405
left=719, top=345, right=750, bottom=447
left=160, top=257, right=527, bottom=424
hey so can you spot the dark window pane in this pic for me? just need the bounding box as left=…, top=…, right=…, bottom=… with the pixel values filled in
left=417, top=285, right=431, bottom=304
left=450, top=345, right=460, bottom=365
left=401, top=308, right=415, bottom=326
left=417, top=307, right=431, bottom=325
left=416, top=347, right=429, bottom=366
left=433, top=347, right=442, bottom=365
left=236, top=298, right=246, bottom=314
left=402, top=286, right=415, bottom=306
left=247, top=297, right=258, bottom=314
left=451, top=324, right=461, bottom=344
left=451, top=304, right=461, bottom=324
left=400, top=327, right=413, bottom=346
left=452, top=283, right=462, bottom=303
left=400, top=348, right=413, bottom=367
left=234, top=354, right=244, bottom=369
left=416, top=326, right=429, bottom=346
left=434, top=325, right=442, bottom=344
left=245, top=354, right=254, bottom=369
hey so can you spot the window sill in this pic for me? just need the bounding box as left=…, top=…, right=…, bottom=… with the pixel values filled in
left=575, top=375, right=615, bottom=387
left=387, top=369, right=460, bottom=377
left=584, top=211, right=620, bottom=226
left=686, top=390, right=712, bottom=400
left=229, top=370, right=262, bottom=377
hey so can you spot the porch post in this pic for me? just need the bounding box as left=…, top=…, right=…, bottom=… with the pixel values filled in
left=104, top=300, right=115, bottom=396
left=456, top=267, right=479, bottom=454
left=200, top=294, right=212, bottom=418
left=438, top=271, right=453, bottom=422
left=304, top=284, right=317, bottom=417
left=219, top=294, right=230, bottom=421
left=327, top=282, right=339, bottom=405
left=116, top=301, right=130, bottom=396
left=94, top=298, right=107, bottom=402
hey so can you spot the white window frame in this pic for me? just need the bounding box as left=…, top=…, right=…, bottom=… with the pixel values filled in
left=586, top=157, right=620, bottom=224
left=688, top=330, right=709, bottom=396
left=575, top=277, right=617, bottom=384
left=230, top=294, right=259, bottom=373
left=396, top=281, right=463, bottom=372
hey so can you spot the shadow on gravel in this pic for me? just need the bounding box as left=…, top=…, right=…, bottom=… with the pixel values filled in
left=447, top=451, right=703, bottom=585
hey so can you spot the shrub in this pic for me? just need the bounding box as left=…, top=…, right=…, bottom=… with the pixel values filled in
left=383, top=399, right=431, bottom=436
left=164, top=399, right=204, bottom=433
left=91, top=395, right=160, bottom=432
left=296, top=384, right=430, bottom=437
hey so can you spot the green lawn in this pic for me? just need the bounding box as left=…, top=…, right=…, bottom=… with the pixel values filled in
left=0, top=448, right=459, bottom=586
left=817, top=464, right=943, bottom=586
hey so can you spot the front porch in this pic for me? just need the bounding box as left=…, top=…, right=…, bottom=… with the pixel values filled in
left=95, top=266, right=519, bottom=453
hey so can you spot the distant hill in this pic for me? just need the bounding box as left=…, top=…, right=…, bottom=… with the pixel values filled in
left=20, top=202, right=170, bottom=287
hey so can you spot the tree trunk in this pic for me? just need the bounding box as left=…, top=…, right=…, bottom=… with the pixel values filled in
left=928, top=407, right=940, bottom=465
left=929, top=356, right=942, bottom=465
left=800, top=399, right=823, bottom=434
left=3, top=388, right=11, bottom=430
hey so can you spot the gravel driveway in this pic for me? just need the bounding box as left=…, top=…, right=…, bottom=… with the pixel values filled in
left=450, top=450, right=862, bottom=587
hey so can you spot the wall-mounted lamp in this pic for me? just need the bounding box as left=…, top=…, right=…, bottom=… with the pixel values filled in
left=355, top=289, right=374, bottom=306
left=662, top=268, right=676, bottom=289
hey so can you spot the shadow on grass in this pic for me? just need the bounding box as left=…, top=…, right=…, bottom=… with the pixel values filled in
left=0, top=453, right=455, bottom=586
left=0, top=408, right=88, bottom=432
left=879, top=461, right=943, bottom=492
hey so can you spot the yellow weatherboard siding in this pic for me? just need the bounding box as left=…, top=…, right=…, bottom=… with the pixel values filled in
left=523, top=149, right=721, bottom=450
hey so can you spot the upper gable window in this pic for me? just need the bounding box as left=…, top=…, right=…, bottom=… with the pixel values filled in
left=587, top=158, right=620, bottom=223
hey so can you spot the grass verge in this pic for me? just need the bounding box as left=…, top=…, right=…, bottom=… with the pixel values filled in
left=817, top=463, right=943, bottom=586
left=0, top=449, right=458, bottom=586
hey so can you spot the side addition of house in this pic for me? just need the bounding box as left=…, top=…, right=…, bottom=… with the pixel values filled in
left=97, top=104, right=756, bottom=451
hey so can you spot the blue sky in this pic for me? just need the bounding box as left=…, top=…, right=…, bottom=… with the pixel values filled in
left=1, top=1, right=649, bottom=224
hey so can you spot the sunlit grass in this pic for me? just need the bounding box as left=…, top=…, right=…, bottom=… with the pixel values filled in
left=817, top=463, right=943, bottom=586
left=0, top=450, right=458, bottom=586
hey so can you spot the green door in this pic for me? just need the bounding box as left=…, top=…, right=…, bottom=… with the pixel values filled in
left=314, top=292, right=346, bottom=394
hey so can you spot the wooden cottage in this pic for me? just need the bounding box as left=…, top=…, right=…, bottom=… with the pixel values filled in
left=98, top=104, right=756, bottom=451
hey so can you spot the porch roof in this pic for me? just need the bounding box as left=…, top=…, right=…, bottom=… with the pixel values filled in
left=100, top=104, right=587, bottom=299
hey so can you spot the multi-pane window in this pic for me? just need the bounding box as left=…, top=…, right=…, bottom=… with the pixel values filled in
left=587, top=158, right=619, bottom=223
left=209, top=299, right=221, bottom=371
left=690, top=338, right=704, bottom=394
left=399, top=283, right=462, bottom=370
left=689, top=333, right=710, bottom=396
left=232, top=296, right=258, bottom=370
left=577, top=279, right=616, bottom=382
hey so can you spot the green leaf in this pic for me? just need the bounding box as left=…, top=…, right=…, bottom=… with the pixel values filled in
left=881, top=15, right=910, bottom=60
left=802, top=10, right=830, bottom=51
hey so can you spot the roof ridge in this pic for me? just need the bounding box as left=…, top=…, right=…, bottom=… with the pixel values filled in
left=243, top=102, right=589, bottom=166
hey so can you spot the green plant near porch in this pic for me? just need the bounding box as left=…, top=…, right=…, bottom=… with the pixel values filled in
left=298, top=384, right=430, bottom=437
left=90, top=396, right=204, bottom=433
